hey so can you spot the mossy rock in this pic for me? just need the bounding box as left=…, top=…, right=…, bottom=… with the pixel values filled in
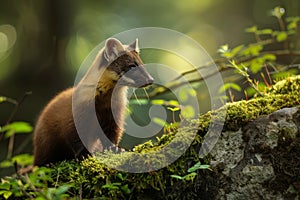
left=49, top=75, right=300, bottom=199
left=1, top=75, right=300, bottom=199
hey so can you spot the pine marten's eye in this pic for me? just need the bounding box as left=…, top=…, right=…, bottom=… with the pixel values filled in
left=126, top=62, right=138, bottom=72
left=128, top=64, right=136, bottom=69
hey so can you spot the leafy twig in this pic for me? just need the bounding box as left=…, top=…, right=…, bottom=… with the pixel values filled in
left=229, top=61, right=264, bottom=97
left=1, top=91, right=32, bottom=158
left=133, top=50, right=300, bottom=100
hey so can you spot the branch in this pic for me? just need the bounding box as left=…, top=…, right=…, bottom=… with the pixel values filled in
left=5, top=91, right=32, bottom=125
left=172, top=50, right=300, bottom=82
left=133, top=50, right=300, bottom=100
left=133, top=66, right=233, bottom=99
left=0, top=91, right=32, bottom=142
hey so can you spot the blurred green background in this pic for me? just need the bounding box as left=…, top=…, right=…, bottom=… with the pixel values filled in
left=0, top=0, right=300, bottom=175
left=1, top=0, right=300, bottom=124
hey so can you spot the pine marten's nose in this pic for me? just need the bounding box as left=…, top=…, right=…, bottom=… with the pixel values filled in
left=147, top=77, right=154, bottom=85
left=140, top=77, right=154, bottom=88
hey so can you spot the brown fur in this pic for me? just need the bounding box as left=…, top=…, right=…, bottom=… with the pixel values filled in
left=33, top=39, right=153, bottom=166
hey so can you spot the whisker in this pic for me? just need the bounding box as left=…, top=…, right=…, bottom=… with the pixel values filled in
left=143, top=88, right=150, bottom=100
left=133, top=89, right=141, bottom=105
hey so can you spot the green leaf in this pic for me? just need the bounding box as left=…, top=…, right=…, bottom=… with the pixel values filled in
left=151, top=99, right=165, bottom=105
left=218, top=84, right=230, bottom=93
left=245, top=87, right=257, bottom=97
left=188, top=162, right=210, bottom=172
left=257, top=29, right=273, bottom=35
left=55, top=185, right=71, bottom=195
left=286, top=16, right=300, bottom=23
left=2, top=122, right=33, bottom=138
left=262, top=54, right=276, bottom=61
left=153, top=117, right=167, bottom=127
left=250, top=44, right=263, bottom=56
left=188, top=162, right=202, bottom=172
left=170, top=175, right=184, bottom=180
left=286, top=17, right=300, bottom=30
left=168, top=100, right=179, bottom=107
left=0, top=160, right=13, bottom=168
left=167, top=107, right=180, bottom=112
left=12, top=154, right=34, bottom=166
left=155, top=87, right=165, bottom=93
left=230, top=83, right=242, bottom=92
left=130, top=99, right=148, bottom=105
left=250, top=59, right=263, bottom=73
left=0, top=96, right=7, bottom=103
left=218, top=83, right=241, bottom=93
left=229, top=45, right=244, bottom=57
left=219, top=44, right=239, bottom=58
left=217, top=44, right=229, bottom=54
left=121, top=184, right=131, bottom=194
left=272, top=6, right=285, bottom=18
left=183, top=172, right=197, bottom=181
left=287, top=22, right=297, bottom=30
left=102, top=183, right=121, bottom=190
left=221, top=52, right=232, bottom=58
left=0, top=182, right=10, bottom=190
left=199, top=165, right=211, bottom=169
left=117, top=173, right=124, bottom=181
left=0, top=191, right=12, bottom=199
left=257, top=82, right=267, bottom=92
left=276, top=31, right=287, bottom=42
left=242, top=44, right=263, bottom=56
left=245, top=26, right=257, bottom=33
left=181, top=106, right=195, bottom=119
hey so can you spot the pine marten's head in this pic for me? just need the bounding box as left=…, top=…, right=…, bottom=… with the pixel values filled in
left=99, top=38, right=153, bottom=91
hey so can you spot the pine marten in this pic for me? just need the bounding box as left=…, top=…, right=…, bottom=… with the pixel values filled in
left=33, top=38, right=154, bottom=166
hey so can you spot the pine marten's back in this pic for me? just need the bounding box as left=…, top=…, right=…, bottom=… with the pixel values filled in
left=33, top=38, right=153, bottom=166
left=33, top=88, right=78, bottom=166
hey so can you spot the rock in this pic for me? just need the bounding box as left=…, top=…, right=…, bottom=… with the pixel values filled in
left=209, top=107, right=300, bottom=199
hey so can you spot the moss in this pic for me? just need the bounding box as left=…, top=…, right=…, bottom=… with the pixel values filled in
left=269, top=76, right=300, bottom=94
left=50, top=75, right=300, bottom=199
left=1, top=76, right=300, bottom=199
left=220, top=76, right=300, bottom=131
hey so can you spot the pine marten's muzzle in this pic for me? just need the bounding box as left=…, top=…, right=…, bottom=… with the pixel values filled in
left=120, top=65, right=154, bottom=88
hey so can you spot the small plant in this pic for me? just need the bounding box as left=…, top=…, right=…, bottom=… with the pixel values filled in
left=151, top=99, right=181, bottom=133
left=217, top=6, right=300, bottom=100
left=170, top=161, right=211, bottom=182
left=218, top=82, right=242, bottom=102
left=101, top=172, right=131, bottom=197
left=0, top=167, right=72, bottom=199
left=0, top=93, right=34, bottom=170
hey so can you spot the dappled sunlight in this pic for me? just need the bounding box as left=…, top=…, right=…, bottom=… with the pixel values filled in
left=0, top=24, right=17, bottom=79
left=159, top=53, right=194, bottom=74
left=0, top=25, right=17, bottom=58
left=66, top=35, right=93, bottom=72
left=175, top=0, right=216, bottom=14
left=0, top=32, right=9, bottom=53
left=186, top=24, right=224, bottom=55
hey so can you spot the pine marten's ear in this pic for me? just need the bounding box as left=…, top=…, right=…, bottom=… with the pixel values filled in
left=104, top=38, right=125, bottom=62
left=128, top=38, right=140, bottom=53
